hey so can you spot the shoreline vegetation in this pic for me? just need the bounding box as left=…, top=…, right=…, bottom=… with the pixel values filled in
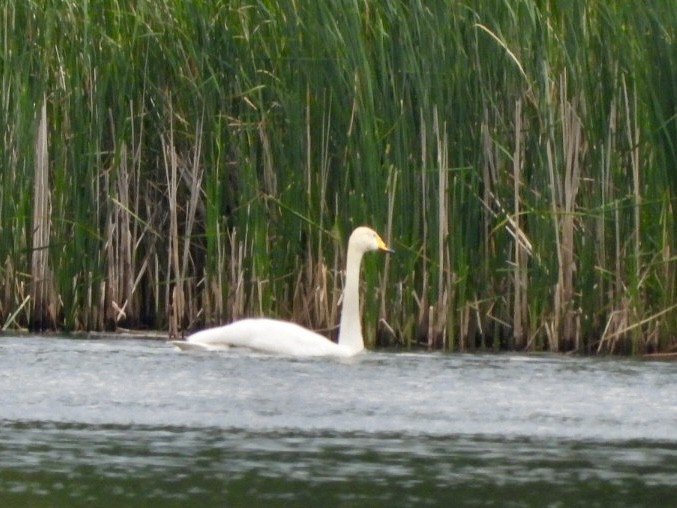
left=1, top=1, right=675, bottom=354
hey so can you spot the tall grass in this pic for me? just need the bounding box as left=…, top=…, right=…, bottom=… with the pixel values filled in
left=0, top=0, right=675, bottom=353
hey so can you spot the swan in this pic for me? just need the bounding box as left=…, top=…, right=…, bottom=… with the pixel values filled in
left=172, top=226, right=394, bottom=357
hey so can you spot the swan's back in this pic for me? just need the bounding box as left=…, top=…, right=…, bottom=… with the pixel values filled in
left=185, top=318, right=355, bottom=357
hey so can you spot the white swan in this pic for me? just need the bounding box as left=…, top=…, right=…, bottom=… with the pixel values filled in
left=172, top=226, right=393, bottom=357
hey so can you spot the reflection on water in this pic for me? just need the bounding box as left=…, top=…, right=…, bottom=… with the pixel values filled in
left=0, top=336, right=675, bottom=506
left=1, top=423, right=675, bottom=507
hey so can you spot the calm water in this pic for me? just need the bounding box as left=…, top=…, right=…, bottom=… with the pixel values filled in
left=0, top=335, right=675, bottom=507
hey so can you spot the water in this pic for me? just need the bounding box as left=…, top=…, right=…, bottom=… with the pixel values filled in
left=0, top=335, right=675, bottom=507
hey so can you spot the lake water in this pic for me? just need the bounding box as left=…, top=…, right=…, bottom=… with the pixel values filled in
left=0, top=335, right=675, bottom=507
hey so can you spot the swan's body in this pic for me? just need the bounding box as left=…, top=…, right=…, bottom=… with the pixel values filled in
left=177, top=318, right=354, bottom=357
left=173, top=226, right=393, bottom=357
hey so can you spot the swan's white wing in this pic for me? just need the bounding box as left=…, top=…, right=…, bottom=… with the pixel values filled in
left=181, top=318, right=357, bottom=357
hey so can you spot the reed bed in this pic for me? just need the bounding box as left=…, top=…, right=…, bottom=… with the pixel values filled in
left=1, top=0, right=675, bottom=353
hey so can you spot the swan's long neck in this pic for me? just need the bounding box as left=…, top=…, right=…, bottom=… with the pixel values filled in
left=337, top=244, right=365, bottom=353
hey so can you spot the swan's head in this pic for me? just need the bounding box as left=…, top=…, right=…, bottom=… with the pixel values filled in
left=349, top=226, right=395, bottom=254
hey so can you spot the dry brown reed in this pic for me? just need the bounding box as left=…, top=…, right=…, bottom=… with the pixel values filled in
left=30, top=99, right=57, bottom=329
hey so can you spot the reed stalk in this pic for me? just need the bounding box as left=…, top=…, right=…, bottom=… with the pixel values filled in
left=30, top=99, right=57, bottom=329
left=511, top=99, right=527, bottom=349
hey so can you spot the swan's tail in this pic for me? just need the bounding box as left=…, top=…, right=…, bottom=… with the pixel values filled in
left=170, top=340, right=228, bottom=352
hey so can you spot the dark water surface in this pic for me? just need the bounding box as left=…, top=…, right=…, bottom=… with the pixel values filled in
left=0, top=336, right=675, bottom=507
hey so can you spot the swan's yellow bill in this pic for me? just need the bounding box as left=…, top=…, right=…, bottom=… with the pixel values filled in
left=376, top=235, right=395, bottom=254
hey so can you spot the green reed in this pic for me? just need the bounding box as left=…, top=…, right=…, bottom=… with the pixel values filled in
left=0, top=0, right=674, bottom=353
